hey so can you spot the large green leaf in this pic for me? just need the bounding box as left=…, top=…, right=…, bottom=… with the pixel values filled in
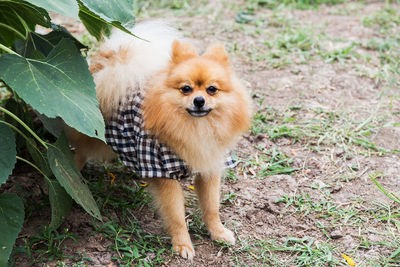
left=0, top=0, right=51, bottom=47
left=14, top=27, right=87, bottom=59
left=78, top=0, right=135, bottom=40
left=25, top=0, right=79, bottom=20
left=26, top=137, right=52, bottom=176
left=0, top=38, right=105, bottom=141
left=0, top=123, right=16, bottom=185
left=0, top=193, right=24, bottom=267
left=47, top=133, right=101, bottom=220
left=81, top=0, right=135, bottom=27
left=26, top=136, right=72, bottom=229
left=36, top=112, right=64, bottom=138
left=46, top=178, right=73, bottom=229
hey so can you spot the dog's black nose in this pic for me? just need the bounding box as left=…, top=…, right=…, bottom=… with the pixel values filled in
left=193, top=96, right=205, bottom=108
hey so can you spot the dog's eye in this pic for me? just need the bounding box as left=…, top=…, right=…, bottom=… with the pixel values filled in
left=206, top=86, right=218, bottom=95
left=180, top=85, right=193, bottom=94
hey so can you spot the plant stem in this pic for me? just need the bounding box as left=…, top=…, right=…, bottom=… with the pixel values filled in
left=0, top=106, right=48, bottom=149
left=0, top=120, right=45, bottom=159
left=16, top=156, right=49, bottom=179
left=0, top=43, right=19, bottom=56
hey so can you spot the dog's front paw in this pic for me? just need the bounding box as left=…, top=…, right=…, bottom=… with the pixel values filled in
left=173, top=242, right=195, bottom=260
left=210, top=227, right=236, bottom=245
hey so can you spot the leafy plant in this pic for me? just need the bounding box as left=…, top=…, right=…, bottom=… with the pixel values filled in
left=0, top=0, right=135, bottom=265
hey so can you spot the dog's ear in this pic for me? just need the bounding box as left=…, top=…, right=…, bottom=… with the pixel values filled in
left=171, top=40, right=198, bottom=64
left=202, top=43, right=229, bottom=66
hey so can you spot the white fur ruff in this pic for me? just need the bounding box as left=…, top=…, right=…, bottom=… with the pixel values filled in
left=93, top=20, right=182, bottom=120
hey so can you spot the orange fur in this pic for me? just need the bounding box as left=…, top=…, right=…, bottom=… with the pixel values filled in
left=194, top=174, right=235, bottom=244
left=64, top=127, right=116, bottom=170
left=67, top=36, right=252, bottom=260
left=145, top=178, right=195, bottom=259
left=143, top=41, right=252, bottom=175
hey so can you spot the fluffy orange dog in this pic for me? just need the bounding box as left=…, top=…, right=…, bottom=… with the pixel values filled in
left=66, top=21, right=251, bottom=259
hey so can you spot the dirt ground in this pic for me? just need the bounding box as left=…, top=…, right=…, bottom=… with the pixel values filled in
left=2, top=0, right=399, bottom=266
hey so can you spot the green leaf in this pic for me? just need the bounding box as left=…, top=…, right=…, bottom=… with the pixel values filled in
left=47, top=133, right=102, bottom=220
left=36, top=112, right=64, bottom=138
left=26, top=137, right=52, bottom=176
left=25, top=0, right=79, bottom=20
left=0, top=123, right=16, bottom=185
left=81, top=0, right=135, bottom=27
left=0, top=0, right=51, bottom=47
left=0, top=193, right=24, bottom=266
left=46, top=178, right=73, bottom=230
left=78, top=0, right=135, bottom=40
left=78, top=5, right=110, bottom=40
left=0, top=38, right=105, bottom=141
left=14, top=27, right=87, bottom=59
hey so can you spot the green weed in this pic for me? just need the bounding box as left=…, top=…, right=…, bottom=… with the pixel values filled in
left=369, top=172, right=400, bottom=205
left=224, top=168, right=239, bottom=183
left=252, top=105, right=396, bottom=155
left=258, top=147, right=298, bottom=177
left=272, top=237, right=341, bottom=266
left=362, top=7, right=400, bottom=33
left=187, top=208, right=208, bottom=236
left=277, top=193, right=365, bottom=227
left=320, top=42, right=359, bottom=63
left=247, top=26, right=320, bottom=68
left=237, top=146, right=297, bottom=178
left=23, top=226, right=77, bottom=263
left=94, top=211, right=170, bottom=266
left=233, top=237, right=342, bottom=266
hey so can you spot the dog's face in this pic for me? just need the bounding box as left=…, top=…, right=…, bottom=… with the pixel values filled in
left=143, top=40, right=251, bottom=152
left=164, top=40, right=238, bottom=119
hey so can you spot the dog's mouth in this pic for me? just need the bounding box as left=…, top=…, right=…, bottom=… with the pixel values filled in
left=186, top=108, right=212, bottom=117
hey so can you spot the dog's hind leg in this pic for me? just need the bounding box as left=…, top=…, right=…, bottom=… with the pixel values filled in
left=65, top=126, right=116, bottom=171
left=146, top=178, right=195, bottom=260
left=194, top=174, right=236, bottom=245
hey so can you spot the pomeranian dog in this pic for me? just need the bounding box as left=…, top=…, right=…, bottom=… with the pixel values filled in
left=66, top=20, right=252, bottom=259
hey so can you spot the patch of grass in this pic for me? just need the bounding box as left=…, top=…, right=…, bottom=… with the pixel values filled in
left=277, top=193, right=365, bottom=227
left=319, top=42, right=359, bottom=63
left=55, top=252, right=94, bottom=267
left=362, top=7, right=400, bottom=33
left=187, top=208, right=208, bottom=236
left=363, top=34, right=400, bottom=85
left=271, top=237, right=342, bottom=266
left=251, top=105, right=397, bottom=155
left=233, top=237, right=342, bottom=266
left=249, top=26, right=320, bottom=68
left=83, top=167, right=171, bottom=266
left=221, top=191, right=238, bottom=206
left=83, top=166, right=152, bottom=211
left=276, top=191, right=400, bottom=264
left=94, top=212, right=170, bottom=266
left=257, top=147, right=298, bottom=177
left=237, top=146, right=297, bottom=179
left=22, top=226, right=78, bottom=264
left=224, top=168, right=239, bottom=184
left=361, top=6, right=400, bottom=84
left=246, top=0, right=348, bottom=10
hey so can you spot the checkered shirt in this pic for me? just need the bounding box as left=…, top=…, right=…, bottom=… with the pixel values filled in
left=105, top=92, right=235, bottom=180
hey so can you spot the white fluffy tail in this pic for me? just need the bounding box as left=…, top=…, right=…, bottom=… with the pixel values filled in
left=90, top=20, right=182, bottom=120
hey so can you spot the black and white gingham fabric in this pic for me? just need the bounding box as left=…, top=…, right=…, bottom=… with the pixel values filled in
left=105, top=92, right=235, bottom=180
